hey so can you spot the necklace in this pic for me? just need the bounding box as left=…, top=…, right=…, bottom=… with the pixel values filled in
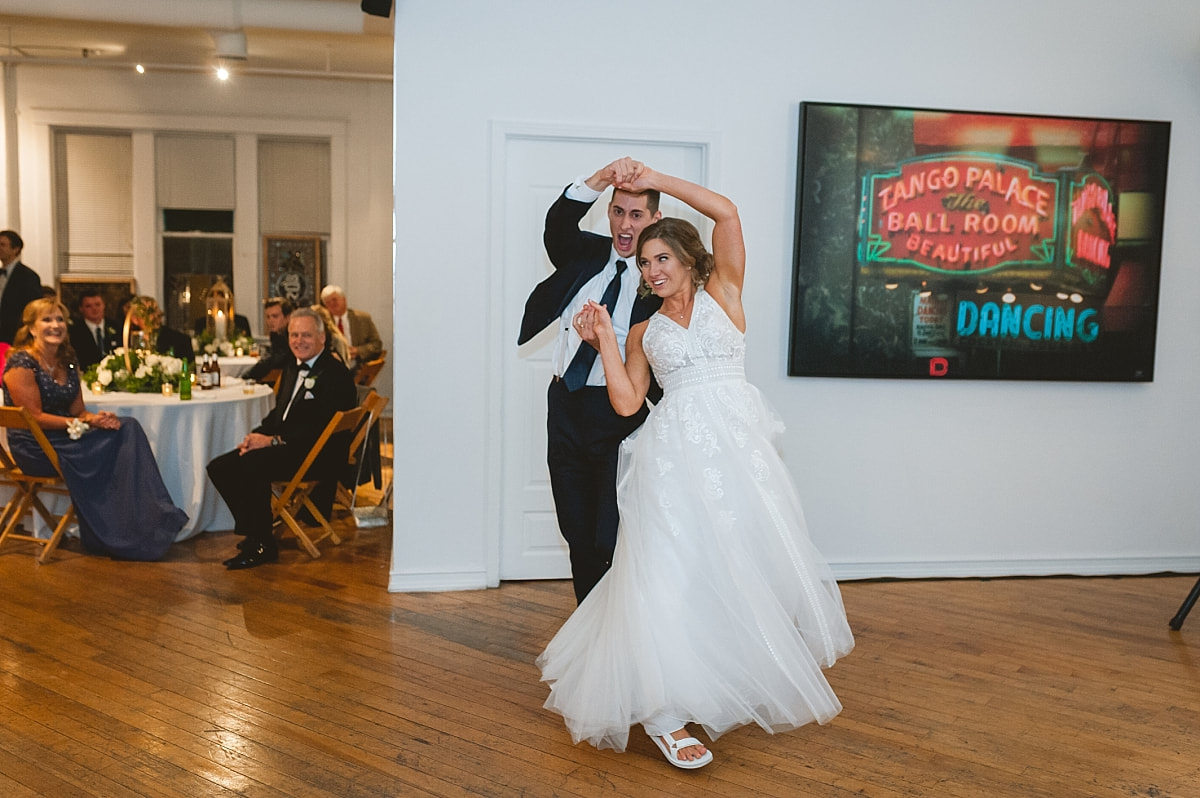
left=33, top=346, right=59, bottom=374
left=672, top=293, right=695, bottom=321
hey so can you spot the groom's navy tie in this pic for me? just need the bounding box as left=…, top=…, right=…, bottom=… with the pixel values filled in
left=562, top=260, right=626, bottom=391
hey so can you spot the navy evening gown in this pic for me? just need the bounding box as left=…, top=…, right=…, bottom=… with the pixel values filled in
left=2, top=350, right=187, bottom=560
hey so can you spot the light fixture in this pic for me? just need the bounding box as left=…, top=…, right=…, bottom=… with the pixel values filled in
left=216, top=65, right=230, bottom=81
left=211, top=30, right=248, bottom=61
left=135, top=63, right=145, bottom=74
left=884, top=280, right=899, bottom=290
left=1056, top=292, right=1069, bottom=301
left=1002, top=291, right=1016, bottom=304
left=975, top=282, right=988, bottom=294
left=1029, top=282, right=1042, bottom=291
left=918, top=280, right=931, bottom=298
left=1069, top=293, right=1083, bottom=304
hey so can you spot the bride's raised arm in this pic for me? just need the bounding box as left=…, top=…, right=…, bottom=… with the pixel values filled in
left=614, top=168, right=745, bottom=308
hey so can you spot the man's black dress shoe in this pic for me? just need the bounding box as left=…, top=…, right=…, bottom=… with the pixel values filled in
left=224, top=544, right=279, bottom=570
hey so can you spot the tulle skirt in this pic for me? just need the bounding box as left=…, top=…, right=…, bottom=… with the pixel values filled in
left=537, top=375, right=854, bottom=751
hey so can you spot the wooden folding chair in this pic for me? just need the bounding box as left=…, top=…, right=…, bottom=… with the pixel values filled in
left=354, top=357, right=385, bottom=387
left=257, top=368, right=284, bottom=395
left=335, top=390, right=390, bottom=512
left=0, top=406, right=77, bottom=563
left=270, top=405, right=369, bottom=558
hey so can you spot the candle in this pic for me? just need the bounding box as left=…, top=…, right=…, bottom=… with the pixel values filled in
left=161, top=382, right=174, bottom=397
left=214, top=310, right=227, bottom=341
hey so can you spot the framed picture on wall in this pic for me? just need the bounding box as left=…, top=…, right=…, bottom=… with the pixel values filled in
left=263, top=235, right=323, bottom=312
left=57, top=276, right=138, bottom=323
left=789, top=101, right=1171, bottom=381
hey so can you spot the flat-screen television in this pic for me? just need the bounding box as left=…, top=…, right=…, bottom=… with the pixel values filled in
left=788, top=101, right=1171, bottom=381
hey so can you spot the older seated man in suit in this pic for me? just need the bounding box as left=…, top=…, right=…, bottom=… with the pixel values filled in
left=68, top=290, right=121, bottom=369
left=319, top=285, right=382, bottom=371
left=206, top=307, right=357, bottom=570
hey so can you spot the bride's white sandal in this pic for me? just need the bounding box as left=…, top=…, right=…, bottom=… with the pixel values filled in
left=650, top=730, right=713, bottom=769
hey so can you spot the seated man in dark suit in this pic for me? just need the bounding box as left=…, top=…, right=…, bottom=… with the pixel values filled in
left=155, top=325, right=195, bottom=361
left=192, top=313, right=252, bottom=338
left=68, top=290, right=121, bottom=369
left=244, top=296, right=294, bottom=383
left=206, top=307, right=357, bottom=570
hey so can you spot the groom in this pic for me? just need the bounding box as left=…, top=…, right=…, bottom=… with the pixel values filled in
left=518, top=157, right=662, bottom=603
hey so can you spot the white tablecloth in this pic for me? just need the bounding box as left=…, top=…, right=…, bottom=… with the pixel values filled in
left=218, top=356, right=259, bottom=379
left=83, top=381, right=275, bottom=540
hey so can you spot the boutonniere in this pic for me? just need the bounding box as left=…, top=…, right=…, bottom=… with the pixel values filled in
left=303, top=376, right=317, bottom=389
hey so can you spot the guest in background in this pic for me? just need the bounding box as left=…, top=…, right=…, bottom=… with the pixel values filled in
left=0, top=230, right=47, bottom=345
left=121, top=297, right=195, bottom=361
left=319, top=285, right=382, bottom=369
left=206, top=307, right=357, bottom=570
left=245, top=296, right=294, bottom=383
left=312, top=304, right=351, bottom=365
left=2, top=297, right=187, bottom=560
left=69, top=289, right=120, bottom=369
left=192, top=313, right=251, bottom=338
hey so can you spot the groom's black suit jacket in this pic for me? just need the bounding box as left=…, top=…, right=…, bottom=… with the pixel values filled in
left=519, top=188, right=661, bottom=346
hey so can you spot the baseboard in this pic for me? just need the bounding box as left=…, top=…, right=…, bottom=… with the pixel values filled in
left=388, top=568, right=489, bottom=592
left=830, top=556, right=1200, bottom=581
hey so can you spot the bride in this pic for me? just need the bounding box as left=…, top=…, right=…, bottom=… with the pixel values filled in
left=537, top=161, right=855, bottom=769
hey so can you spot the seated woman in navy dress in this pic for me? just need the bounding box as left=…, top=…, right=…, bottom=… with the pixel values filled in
left=2, top=298, right=187, bottom=560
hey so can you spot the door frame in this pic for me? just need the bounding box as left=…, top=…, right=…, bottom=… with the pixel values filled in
left=485, top=121, right=719, bottom=586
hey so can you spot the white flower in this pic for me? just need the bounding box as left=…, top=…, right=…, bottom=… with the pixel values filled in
left=159, top=357, right=182, bottom=376
left=203, top=343, right=217, bottom=354
left=135, top=365, right=150, bottom=378
left=97, top=369, right=113, bottom=386
left=303, top=377, right=316, bottom=389
left=143, top=353, right=161, bottom=367
left=66, top=418, right=89, bottom=440
left=218, top=341, right=234, bottom=357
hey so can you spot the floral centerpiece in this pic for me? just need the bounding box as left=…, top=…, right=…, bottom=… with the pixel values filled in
left=193, top=328, right=257, bottom=357
left=83, top=348, right=184, bottom=394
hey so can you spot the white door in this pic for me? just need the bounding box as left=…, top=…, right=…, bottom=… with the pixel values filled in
left=496, top=129, right=709, bottom=580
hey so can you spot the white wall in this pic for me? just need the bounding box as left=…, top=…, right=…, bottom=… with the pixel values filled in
left=2, top=64, right=394, bottom=399
left=391, top=0, right=1200, bottom=591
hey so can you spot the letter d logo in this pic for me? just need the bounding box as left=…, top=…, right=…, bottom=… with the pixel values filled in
left=929, top=357, right=949, bottom=377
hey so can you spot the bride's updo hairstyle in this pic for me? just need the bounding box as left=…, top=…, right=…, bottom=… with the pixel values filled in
left=636, top=217, right=714, bottom=290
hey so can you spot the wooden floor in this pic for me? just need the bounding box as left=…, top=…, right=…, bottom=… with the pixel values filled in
left=0, top=520, right=1197, bottom=797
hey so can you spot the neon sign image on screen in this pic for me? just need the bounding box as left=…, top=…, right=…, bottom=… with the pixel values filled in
left=788, top=101, right=1170, bottom=381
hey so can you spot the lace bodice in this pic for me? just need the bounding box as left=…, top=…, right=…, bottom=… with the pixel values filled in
left=2, top=349, right=81, bottom=415
left=642, top=288, right=745, bottom=393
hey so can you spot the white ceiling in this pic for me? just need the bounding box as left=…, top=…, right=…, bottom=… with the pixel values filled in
left=0, top=0, right=393, bottom=81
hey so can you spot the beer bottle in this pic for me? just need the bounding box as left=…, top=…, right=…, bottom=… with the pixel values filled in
left=179, top=359, right=192, bottom=400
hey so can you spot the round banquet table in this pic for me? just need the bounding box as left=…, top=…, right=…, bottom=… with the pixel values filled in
left=218, top=356, right=259, bottom=379
left=83, top=380, right=276, bottom=540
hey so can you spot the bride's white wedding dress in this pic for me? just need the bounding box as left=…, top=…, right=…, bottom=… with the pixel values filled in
left=537, top=288, right=855, bottom=751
